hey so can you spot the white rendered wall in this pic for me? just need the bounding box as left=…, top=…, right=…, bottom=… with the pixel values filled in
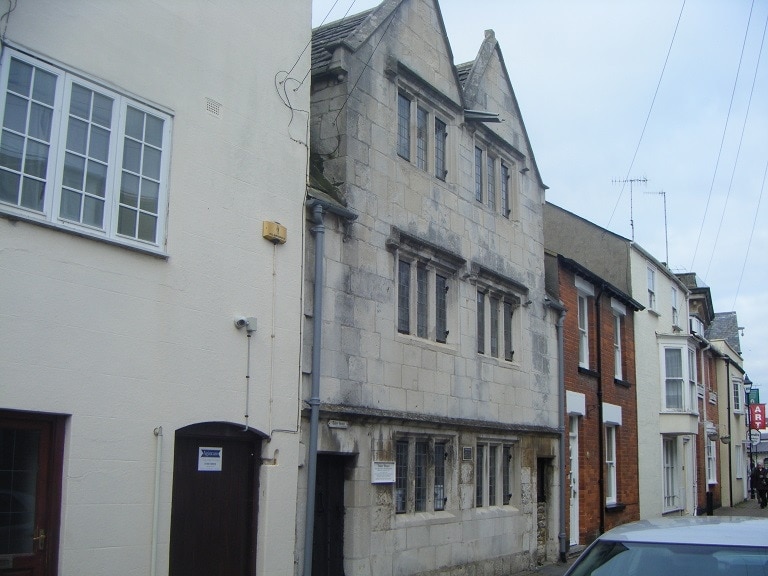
left=0, top=1, right=310, bottom=575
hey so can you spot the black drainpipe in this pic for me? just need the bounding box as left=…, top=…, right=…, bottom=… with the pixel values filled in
left=594, top=284, right=606, bottom=535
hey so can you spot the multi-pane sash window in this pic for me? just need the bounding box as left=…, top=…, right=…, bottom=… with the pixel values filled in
left=476, top=441, right=516, bottom=507
left=474, top=147, right=483, bottom=202
left=487, top=155, right=496, bottom=210
left=578, top=294, right=589, bottom=368
left=733, top=379, right=742, bottom=412
left=613, top=313, right=623, bottom=380
left=647, top=267, right=656, bottom=310
left=688, top=348, right=698, bottom=413
left=416, top=106, right=427, bottom=170
left=604, top=426, right=617, bottom=505
left=396, top=436, right=450, bottom=514
left=706, top=439, right=717, bottom=484
left=0, top=50, right=170, bottom=249
left=662, top=437, right=679, bottom=511
left=671, top=287, right=679, bottom=326
left=664, top=348, right=684, bottom=410
left=434, top=118, right=447, bottom=180
left=397, top=93, right=411, bottom=160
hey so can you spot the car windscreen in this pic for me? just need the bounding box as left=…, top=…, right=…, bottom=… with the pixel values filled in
left=567, top=540, right=768, bottom=576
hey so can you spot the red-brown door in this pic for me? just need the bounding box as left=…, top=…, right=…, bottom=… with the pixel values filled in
left=0, top=411, right=64, bottom=576
left=168, top=423, right=262, bottom=576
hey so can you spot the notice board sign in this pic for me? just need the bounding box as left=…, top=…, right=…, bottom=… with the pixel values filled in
left=198, top=447, right=223, bottom=471
left=371, top=461, right=396, bottom=483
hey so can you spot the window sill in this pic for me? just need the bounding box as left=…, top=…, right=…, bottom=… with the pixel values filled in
left=578, top=366, right=599, bottom=379
left=614, top=378, right=632, bottom=388
left=648, top=309, right=661, bottom=317
left=1, top=209, right=168, bottom=259
left=605, top=502, right=626, bottom=513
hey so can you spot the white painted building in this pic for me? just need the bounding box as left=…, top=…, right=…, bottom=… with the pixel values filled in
left=0, top=2, right=310, bottom=575
left=631, top=245, right=700, bottom=518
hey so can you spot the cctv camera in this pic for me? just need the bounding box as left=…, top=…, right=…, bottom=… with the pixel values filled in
left=235, top=317, right=248, bottom=329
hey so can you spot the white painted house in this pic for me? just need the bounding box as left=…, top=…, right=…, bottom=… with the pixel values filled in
left=0, top=2, right=310, bottom=575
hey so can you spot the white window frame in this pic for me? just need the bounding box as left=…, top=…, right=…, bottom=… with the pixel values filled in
left=662, top=436, right=681, bottom=512
left=604, top=425, right=617, bottom=505
left=0, top=48, right=171, bottom=253
left=611, top=299, right=626, bottom=381
left=576, top=276, right=594, bottom=369
left=647, top=267, right=656, bottom=310
left=688, top=347, right=698, bottom=414
left=671, top=287, right=679, bottom=327
left=706, top=438, right=717, bottom=485
left=661, top=344, right=697, bottom=413
left=733, top=378, right=743, bottom=413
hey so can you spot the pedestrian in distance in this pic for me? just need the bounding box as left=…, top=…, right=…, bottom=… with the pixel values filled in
left=750, top=461, right=768, bottom=508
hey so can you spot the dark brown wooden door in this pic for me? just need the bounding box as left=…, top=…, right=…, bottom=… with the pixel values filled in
left=169, top=424, right=260, bottom=576
left=0, top=411, right=64, bottom=576
left=312, top=455, right=346, bottom=576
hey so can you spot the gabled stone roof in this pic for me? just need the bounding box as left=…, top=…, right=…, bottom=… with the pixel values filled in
left=706, top=311, right=742, bottom=355
left=311, top=9, right=374, bottom=73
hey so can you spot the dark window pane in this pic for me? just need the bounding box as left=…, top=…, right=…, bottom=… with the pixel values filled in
left=416, top=107, right=427, bottom=170
left=140, top=179, right=159, bottom=213
left=62, top=152, right=84, bottom=190
left=122, top=138, right=141, bottom=173
left=142, top=146, right=161, bottom=179
left=434, top=443, right=446, bottom=511
left=82, top=195, right=104, bottom=227
left=145, top=114, right=164, bottom=147
left=503, top=446, right=511, bottom=505
left=120, top=172, right=139, bottom=207
left=117, top=205, right=137, bottom=237
left=435, top=118, right=446, bottom=180
left=504, top=301, right=514, bottom=361
left=416, top=265, right=428, bottom=338
left=435, top=274, right=447, bottom=343
left=398, top=260, right=410, bottom=334
left=28, top=103, right=53, bottom=141
left=32, top=69, right=57, bottom=106
left=0, top=131, right=24, bottom=171
left=125, top=107, right=144, bottom=140
left=88, top=125, right=110, bottom=163
left=489, top=446, right=497, bottom=506
left=138, top=212, right=157, bottom=243
left=415, top=441, right=427, bottom=512
left=8, top=59, right=33, bottom=97
left=3, top=94, right=28, bottom=133
left=474, top=147, right=483, bottom=202
left=69, top=84, right=92, bottom=120
left=59, top=188, right=82, bottom=221
left=490, top=296, right=499, bottom=357
left=23, top=140, right=48, bottom=178
left=20, top=177, right=45, bottom=211
left=397, top=93, right=410, bottom=160
left=395, top=440, right=408, bottom=514
left=477, top=291, right=485, bottom=354
left=0, top=169, right=20, bottom=203
left=85, top=160, right=107, bottom=197
left=66, top=118, right=88, bottom=154
left=91, top=93, right=113, bottom=128
left=476, top=445, right=484, bottom=507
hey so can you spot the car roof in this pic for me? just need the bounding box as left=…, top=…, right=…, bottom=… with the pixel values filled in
left=596, top=516, right=768, bottom=547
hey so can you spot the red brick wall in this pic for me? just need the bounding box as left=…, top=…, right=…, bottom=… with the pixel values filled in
left=560, top=264, right=640, bottom=545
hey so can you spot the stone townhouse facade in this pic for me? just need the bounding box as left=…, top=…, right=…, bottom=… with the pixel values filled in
left=301, top=0, right=560, bottom=574
left=544, top=205, right=641, bottom=546
left=0, top=1, right=310, bottom=575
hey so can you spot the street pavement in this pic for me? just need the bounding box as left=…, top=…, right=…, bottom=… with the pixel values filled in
left=507, top=498, right=768, bottom=576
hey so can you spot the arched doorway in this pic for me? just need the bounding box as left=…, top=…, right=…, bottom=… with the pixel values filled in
left=169, top=422, right=267, bottom=576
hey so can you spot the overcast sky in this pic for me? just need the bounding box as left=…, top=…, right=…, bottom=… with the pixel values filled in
left=311, top=0, right=768, bottom=395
